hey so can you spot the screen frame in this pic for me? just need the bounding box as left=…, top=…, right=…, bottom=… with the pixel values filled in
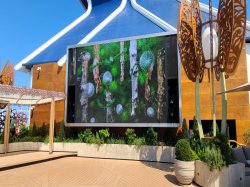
left=64, top=32, right=182, bottom=127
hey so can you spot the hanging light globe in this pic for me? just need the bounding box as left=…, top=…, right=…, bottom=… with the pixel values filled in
left=202, top=27, right=218, bottom=69
left=103, top=71, right=113, bottom=85
left=139, top=51, right=155, bottom=71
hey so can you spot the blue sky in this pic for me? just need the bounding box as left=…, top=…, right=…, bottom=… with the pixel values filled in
left=0, top=0, right=249, bottom=87
left=0, top=0, right=84, bottom=86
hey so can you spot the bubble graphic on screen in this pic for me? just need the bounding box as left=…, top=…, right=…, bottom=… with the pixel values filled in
left=147, top=107, right=155, bottom=118
left=90, top=117, right=95, bottom=123
left=116, top=104, right=123, bottom=115
left=82, top=83, right=95, bottom=98
left=139, top=51, right=155, bottom=71
left=103, top=71, right=112, bottom=85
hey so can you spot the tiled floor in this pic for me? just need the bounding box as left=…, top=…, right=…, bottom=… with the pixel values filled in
left=0, top=153, right=197, bottom=186
left=0, top=151, right=76, bottom=169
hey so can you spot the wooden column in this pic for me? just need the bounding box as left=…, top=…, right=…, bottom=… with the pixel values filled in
left=49, top=98, right=55, bottom=154
left=4, top=104, right=10, bottom=154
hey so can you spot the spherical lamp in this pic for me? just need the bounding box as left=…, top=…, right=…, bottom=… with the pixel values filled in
left=202, top=27, right=218, bottom=69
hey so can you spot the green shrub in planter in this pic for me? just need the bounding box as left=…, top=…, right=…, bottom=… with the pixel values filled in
left=78, top=128, right=94, bottom=143
left=133, top=137, right=146, bottom=146
left=125, top=128, right=136, bottom=145
left=98, top=129, right=110, bottom=143
left=145, top=127, right=158, bottom=145
left=204, top=145, right=225, bottom=170
left=19, top=125, right=30, bottom=138
left=175, top=139, right=193, bottom=161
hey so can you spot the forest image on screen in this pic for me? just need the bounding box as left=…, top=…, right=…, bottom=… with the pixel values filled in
left=67, top=34, right=179, bottom=124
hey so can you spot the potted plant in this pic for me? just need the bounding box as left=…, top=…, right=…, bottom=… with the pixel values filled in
left=175, top=139, right=196, bottom=185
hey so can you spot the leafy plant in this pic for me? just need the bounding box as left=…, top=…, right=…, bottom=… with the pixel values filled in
left=125, top=128, right=136, bottom=145
left=145, top=127, right=158, bottom=145
left=40, top=123, right=49, bottom=137
left=189, top=116, right=206, bottom=160
left=19, top=125, right=30, bottom=138
left=175, top=139, right=194, bottom=161
left=98, top=129, right=110, bottom=143
left=106, top=138, right=125, bottom=144
left=133, top=137, right=146, bottom=146
left=212, top=133, right=233, bottom=166
left=243, top=128, right=250, bottom=145
left=31, top=123, right=37, bottom=136
left=204, top=145, right=225, bottom=170
left=78, top=128, right=94, bottom=143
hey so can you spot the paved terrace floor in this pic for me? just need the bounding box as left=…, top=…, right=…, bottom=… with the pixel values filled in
left=0, top=152, right=197, bottom=186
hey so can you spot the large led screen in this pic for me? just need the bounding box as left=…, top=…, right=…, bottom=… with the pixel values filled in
left=66, top=33, right=180, bottom=126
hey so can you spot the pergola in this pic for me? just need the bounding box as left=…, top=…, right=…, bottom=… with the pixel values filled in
left=0, top=84, right=65, bottom=154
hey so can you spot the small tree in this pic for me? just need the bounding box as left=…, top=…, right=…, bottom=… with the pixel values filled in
left=182, top=118, right=189, bottom=139
left=145, top=127, right=158, bottom=145
left=32, top=123, right=37, bottom=136
left=59, top=121, right=65, bottom=141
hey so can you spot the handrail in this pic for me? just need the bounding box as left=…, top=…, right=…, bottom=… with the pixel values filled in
left=58, top=0, right=128, bottom=67
left=130, top=0, right=176, bottom=32
left=15, top=0, right=92, bottom=71
left=229, top=140, right=246, bottom=147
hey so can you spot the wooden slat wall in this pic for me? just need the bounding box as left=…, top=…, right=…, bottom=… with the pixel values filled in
left=30, top=63, right=66, bottom=126
left=181, top=44, right=250, bottom=143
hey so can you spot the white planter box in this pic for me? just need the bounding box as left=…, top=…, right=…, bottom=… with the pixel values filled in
left=194, top=160, right=245, bottom=187
left=0, top=142, right=175, bottom=163
left=77, top=144, right=175, bottom=163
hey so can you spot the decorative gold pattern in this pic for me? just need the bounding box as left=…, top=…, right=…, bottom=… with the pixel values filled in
left=178, top=0, right=246, bottom=81
left=0, top=61, right=14, bottom=109
left=226, top=0, right=246, bottom=74
left=191, top=0, right=205, bottom=79
left=217, top=0, right=233, bottom=74
left=178, top=0, right=203, bottom=82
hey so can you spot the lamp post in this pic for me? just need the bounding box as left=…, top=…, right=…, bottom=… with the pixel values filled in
left=178, top=0, right=246, bottom=138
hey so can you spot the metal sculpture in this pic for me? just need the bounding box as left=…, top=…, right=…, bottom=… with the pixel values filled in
left=178, top=0, right=246, bottom=137
left=0, top=61, right=14, bottom=109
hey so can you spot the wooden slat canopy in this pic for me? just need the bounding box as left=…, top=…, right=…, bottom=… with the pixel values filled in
left=0, top=84, right=65, bottom=154
left=0, top=84, right=65, bottom=105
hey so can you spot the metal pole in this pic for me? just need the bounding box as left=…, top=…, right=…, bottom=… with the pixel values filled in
left=209, top=0, right=217, bottom=137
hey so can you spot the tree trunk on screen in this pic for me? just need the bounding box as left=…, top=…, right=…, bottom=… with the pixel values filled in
left=80, top=53, right=90, bottom=123
left=93, top=45, right=101, bottom=93
left=157, top=49, right=165, bottom=121
left=106, top=90, right=113, bottom=123
left=130, top=40, right=138, bottom=117
left=120, top=41, right=125, bottom=82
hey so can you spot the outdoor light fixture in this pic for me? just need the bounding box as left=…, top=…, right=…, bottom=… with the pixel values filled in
left=202, top=27, right=218, bottom=69
left=36, top=66, right=41, bottom=72
left=177, top=0, right=246, bottom=138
